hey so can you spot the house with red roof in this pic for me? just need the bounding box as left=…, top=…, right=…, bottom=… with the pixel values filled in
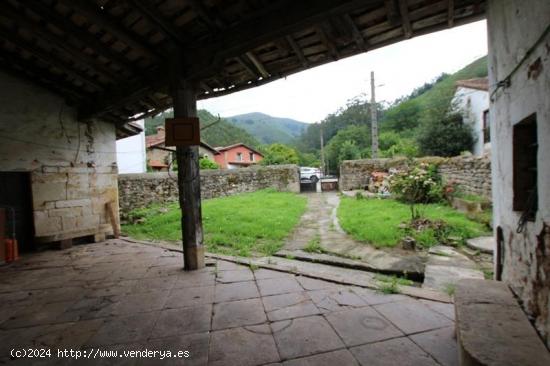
left=214, top=143, right=263, bottom=169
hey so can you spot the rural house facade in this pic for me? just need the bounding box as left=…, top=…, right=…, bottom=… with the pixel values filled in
left=452, top=77, right=490, bottom=156
left=214, top=143, right=264, bottom=169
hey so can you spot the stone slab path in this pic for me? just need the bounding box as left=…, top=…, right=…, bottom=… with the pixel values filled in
left=280, top=192, right=426, bottom=277
left=0, top=240, right=458, bottom=366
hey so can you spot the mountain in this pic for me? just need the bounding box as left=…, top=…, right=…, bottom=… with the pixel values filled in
left=226, top=112, right=309, bottom=144
left=144, top=109, right=260, bottom=148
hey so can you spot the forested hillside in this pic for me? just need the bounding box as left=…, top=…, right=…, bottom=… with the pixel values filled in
left=227, top=112, right=308, bottom=144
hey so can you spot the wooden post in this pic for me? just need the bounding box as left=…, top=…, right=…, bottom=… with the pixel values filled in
left=171, top=78, right=205, bottom=270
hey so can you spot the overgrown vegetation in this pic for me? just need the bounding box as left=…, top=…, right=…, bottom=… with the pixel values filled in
left=303, top=235, right=324, bottom=254
left=199, top=158, right=219, bottom=170
left=122, top=189, right=307, bottom=257
left=337, top=197, right=490, bottom=248
left=295, top=56, right=488, bottom=172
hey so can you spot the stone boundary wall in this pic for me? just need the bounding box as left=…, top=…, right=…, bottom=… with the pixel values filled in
left=118, top=165, right=300, bottom=218
left=340, top=155, right=492, bottom=200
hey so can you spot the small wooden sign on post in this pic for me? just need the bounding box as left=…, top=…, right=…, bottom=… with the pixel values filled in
left=165, top=117, right=200, bottom=146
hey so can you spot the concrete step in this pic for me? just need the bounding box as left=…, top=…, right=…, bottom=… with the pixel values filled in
left=465, top=236, right=494, bottom=254
left=455, top=279, right=550, bottom=366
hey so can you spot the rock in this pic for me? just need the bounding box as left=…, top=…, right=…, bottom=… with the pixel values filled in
left=466, top=236, right=494, bottom=254
left=422, top=265, right=484, bottom=292
left=401, top=237, right=416, bottom=251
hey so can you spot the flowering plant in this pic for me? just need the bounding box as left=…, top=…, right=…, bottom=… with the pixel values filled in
left=389, top=163, right=443, bottom=204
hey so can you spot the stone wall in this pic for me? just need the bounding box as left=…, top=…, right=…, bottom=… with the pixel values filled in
left=339, top=155, right=492, bottom=200
left=0, top=71, right=118, bottom=243
left=118, top=165, right=300, bottom=218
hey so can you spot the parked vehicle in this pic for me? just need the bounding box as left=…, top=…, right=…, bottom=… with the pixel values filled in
left=300, top=167, right=322, bottom=183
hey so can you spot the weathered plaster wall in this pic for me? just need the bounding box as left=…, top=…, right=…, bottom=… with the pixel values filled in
left=488, top=0, right=550, bottom=346
left=340, top=155, right=492, bottom=200
left=452, top=87, right=490, bottom=156
left=118, top=165, right=300, bottom=218
left=0, top=71, right=118, bottom=242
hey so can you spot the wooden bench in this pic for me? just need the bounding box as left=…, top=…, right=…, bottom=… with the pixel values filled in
left=454, top=279, right=550, bottom=366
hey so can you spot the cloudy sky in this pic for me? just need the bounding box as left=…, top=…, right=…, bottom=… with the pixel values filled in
left=198, top=20, right=488, bottom=123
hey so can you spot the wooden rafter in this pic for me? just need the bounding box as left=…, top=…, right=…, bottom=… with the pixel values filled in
left=316, top=24, right=339, bottom=60
left=398, top=0, right=413, bottom=39
left=0, top=27, right=104, bottom=91
left=187, top=0, right=226, bottom=29
left=26, top=0, right=139, bottom=77
left=385, top=0, right=400, bottom=26
left=344, top=14, right=367, bottom=51
left=129, top=0, right=187, bottom=45
left=199, top=81, right=213, bottom=94
left=245, top=51, right=270, bottom=78
left=235, top=56, right=260, bottom=78
left=0, top=50, right=88, bottom=102
left=286, top=35, right=308, bottom=68
left=448, top=0, right=455, bottom=27
left=1, top=3, right=120, bottom=82
left=55, top=0, right=160, bottom=61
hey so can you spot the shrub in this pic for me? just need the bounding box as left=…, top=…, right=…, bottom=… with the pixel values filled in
left=389, top=163, right=443, bottom=205
left=417, top=113, right=474, bottom=157
left=199, top=158, right=219, bottom=170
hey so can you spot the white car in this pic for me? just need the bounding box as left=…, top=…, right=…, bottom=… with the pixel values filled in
left=300, top=167, right=322, bottom=183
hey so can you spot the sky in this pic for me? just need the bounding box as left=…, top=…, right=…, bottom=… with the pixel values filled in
left=197, top=20, right=488, bottom=123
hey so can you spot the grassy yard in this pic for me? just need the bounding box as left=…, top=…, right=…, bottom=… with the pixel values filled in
left=122, top=189, right=307, bottom=257
left=337, top=197, right=491, bottom=248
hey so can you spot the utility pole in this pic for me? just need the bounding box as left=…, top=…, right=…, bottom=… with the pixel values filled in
left=370, top=71, right=379, bottom=158
left=320, top=124, right=325, bottom=175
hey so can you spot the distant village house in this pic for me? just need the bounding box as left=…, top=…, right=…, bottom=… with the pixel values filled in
left=146, top=126, right=220, bottom=171
left=452, top=77, right=490, bottom=156
left=214, top=143, right=264, bottom=169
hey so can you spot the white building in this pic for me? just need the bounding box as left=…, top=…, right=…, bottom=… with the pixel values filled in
left=452, top=77, right=490, bottom=156
left=488, top=0, right=550, bottom=347
left=116, top=120, right=146, bottom=174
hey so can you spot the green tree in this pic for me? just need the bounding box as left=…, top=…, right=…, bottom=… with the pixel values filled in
left=338, top=140, right=361, bottom=163
left=326, top=125, right=371, bottom=173
left=261, top=143, right=300, bottom=165
left=417, top=113, right=474, bottom=157
left=199, top=158, right=219, bottom=170
left=381, top=99, right=421, bottom=133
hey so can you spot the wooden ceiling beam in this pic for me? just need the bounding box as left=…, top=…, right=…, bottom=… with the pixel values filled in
left=129, top=0, right=187, bottom=45
left=55, top=0, right=161, bottom=61
left=0, top=50, right=88, bottom=103
left=0, top=27, right=104, bottom=91
left=26, top=0, right=139, bottom=77
left=83, top=0, right=381, bottom=119
left=188, top=0, right=378, bottom=76
left=199, top=81, right=213, bottom=94
left=398, top=0, right=413, bottom=39
left=187, top=0, right=226, bottom=29
left=245, top=51, right=270, bottom=78
left=1, top=4, right=120, bottom=82
left=316, top=24, right=339, bottom=60
left=235, top=56, right=260, bottom=78
left=448, top=0, right=455, bottom=27
left=385, top=0, right=400, bottom=26
left=285, top=35, right=308, bottom=68
left=344, top=14, right=368, bottom=51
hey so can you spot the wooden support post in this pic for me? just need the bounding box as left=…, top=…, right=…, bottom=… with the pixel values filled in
left=171, top=78, right=205, bottom=270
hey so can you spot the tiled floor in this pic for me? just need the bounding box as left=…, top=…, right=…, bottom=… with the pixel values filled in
left=0, top=241, right=458, bottom=365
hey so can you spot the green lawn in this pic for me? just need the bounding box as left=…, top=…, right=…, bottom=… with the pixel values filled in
left=337, top=197, right=491, bottom=248
left=122, top=189, right=307, bottom=257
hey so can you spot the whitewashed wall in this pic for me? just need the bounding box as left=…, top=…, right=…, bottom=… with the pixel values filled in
left=452, top=86, right=490, bottom=156
left=0, top=71, right=119, bottom=242
left=488, top=0, right=550, bottom=347
left=116, top=120, right=146, bottom=174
